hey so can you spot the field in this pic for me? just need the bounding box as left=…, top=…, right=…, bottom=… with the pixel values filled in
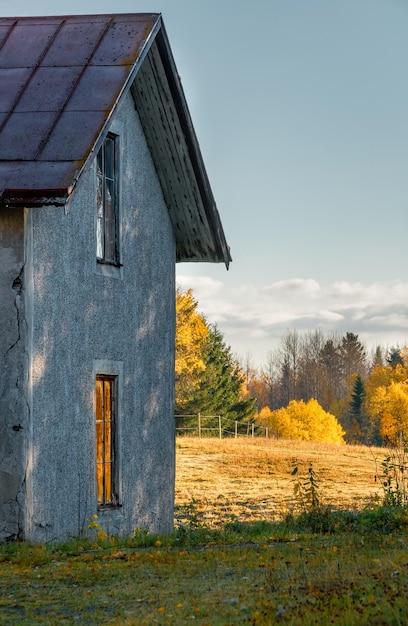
left=1, top=436, right=408, bottom=625
left=175, top=436, right=386, bottom=526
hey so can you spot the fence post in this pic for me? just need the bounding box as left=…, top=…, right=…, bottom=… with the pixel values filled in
left=252, top=423, right=254, bottom=438
left=235, top=421, right=238, bottom=438
left=266, top=427, right=268, bottom=439
left=198, top=412, right=201, bottom=438
left=218, top=415, right=222, bottom=439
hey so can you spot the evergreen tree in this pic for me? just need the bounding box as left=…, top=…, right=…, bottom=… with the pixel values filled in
left=339, top=333, right=367, bottom=394
left=185, top=324, right=257, bottom=424
left=371, top=345, right=384, bottom=369
left=347, top=374, right=368, bottom=443
left=387, top=347, right=404, bottom=369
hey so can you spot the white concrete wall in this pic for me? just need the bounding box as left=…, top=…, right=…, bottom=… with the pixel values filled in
left=22, top=92, right=176, bottom=542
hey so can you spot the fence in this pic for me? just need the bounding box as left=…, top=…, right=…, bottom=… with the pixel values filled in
left=175, top=413, right=275, bottom=439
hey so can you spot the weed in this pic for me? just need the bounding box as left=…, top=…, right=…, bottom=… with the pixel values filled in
left=132, top=527, right=164, bottom=548
left=290, top=458, right=321, bottom=512
left=86, top=514, right=109, bottom=542
left=378, top=442, right=408, bottom=507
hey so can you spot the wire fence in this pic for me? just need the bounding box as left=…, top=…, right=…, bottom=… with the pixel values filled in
left=175, top=413, right=276, bottom=439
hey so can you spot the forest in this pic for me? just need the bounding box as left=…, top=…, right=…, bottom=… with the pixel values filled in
left=176, top=287, right=408, bottom=447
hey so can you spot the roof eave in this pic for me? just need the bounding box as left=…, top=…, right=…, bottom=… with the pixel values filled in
left=135, top=22, right=231, bottom=269
left=0, top=188, right=70, bottom=208
left=156, top=25, right=231, bottom=269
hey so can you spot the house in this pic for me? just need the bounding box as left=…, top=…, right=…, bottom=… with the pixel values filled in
left=0, top=13, right=231, bottom=542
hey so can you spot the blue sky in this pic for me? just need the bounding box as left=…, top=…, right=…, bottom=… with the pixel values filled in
left=3, top=0, right=408, bottom=366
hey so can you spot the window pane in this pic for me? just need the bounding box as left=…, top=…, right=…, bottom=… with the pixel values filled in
left=105, top=179, right=114, bottom=220
left=96, top=217, right=104, bottom=259
left=104, top=381, right=111, bottom=419
left=105, top=137, right=115, bottom=179
left=96, top=421, right=103, bottom=463
left=97, top=176, right=104, bottom=217
left=97, top=148, right=103, bottom=177
left=105, top=462, right=112, bottom=503
left=96, top=379, right=103, bottom=418
left=105, top=420, right=112, bottom=462
left=96, top=462, right=103, bottom=504
left=104, top=219, right=116, bottom=262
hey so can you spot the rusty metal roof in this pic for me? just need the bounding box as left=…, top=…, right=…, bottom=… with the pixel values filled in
left=0, top=14, right=231, bottom=267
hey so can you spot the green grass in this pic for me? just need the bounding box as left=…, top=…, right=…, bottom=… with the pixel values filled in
left=2, top=437, right=408, bottom=624
left=1, top=509, right=408, bottom=625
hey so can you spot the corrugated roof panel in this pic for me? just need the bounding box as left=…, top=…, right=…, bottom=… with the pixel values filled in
left=0, top=68, right=31, bottom=112
left=0, top=23, right=13, bottom=47
left=38, top=110, right=107, bottom=161
left=0, top=160, right=79, bottom=198
left=15, top=67, right=83, bottom=112
left=90, top=18, right=153, bottom=66
left=65, top=66, right=129, bottom=111
left=41, top=20, right=108, bottom=66
left=0, top=23, right=59, bottom=67
left=0, top=112, right=58, bottom=159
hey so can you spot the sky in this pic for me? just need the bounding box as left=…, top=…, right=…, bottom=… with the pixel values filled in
left=2, top=0, right=408, bottom=367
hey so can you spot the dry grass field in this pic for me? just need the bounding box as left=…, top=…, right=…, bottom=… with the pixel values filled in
left=175, top=436, right=388, bottom=527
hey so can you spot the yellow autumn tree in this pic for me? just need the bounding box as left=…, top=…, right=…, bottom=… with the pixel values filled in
left=175, top=288, right=209, bottom=411
left=258, top=399, right=345, bottom=444
left=368, top=380, right=408, bottom=444
left=366, top=363, right=408, bottom=396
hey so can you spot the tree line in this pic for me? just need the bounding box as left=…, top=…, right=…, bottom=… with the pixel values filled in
left=176, top=287, right=408, bottom=446
left=245, top=329, right=408, bottom=445
left=175, top=288, right=256, bottom=422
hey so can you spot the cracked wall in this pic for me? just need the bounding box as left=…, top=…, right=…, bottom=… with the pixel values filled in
left=0, top=207, right=28, bottom=541
left=1, top=92, right=176, bottom=542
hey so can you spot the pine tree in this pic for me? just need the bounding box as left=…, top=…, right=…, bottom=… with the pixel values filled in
left=371, top=345, right=384, bottom=369
left=340, top=333, right=366, bottom=375
left=347, top=373, right=368, bottom=443
left=387, top=347, right=404, bottom=369
left=185, top=324, right=257, bottom=425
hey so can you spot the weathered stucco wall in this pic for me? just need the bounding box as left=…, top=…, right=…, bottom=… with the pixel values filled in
left=0, top=208, right=28, bottom=540
left=22, top=91, right=176, bottom=542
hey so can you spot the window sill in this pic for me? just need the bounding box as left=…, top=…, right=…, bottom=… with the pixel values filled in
left=95, top=260, right=123, bottom=280
left=97, top=503, right=122, bottom=511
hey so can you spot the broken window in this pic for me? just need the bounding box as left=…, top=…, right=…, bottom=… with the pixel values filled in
left=96, top=134, right=119, bottom=264
left=95, top=375, right=118, bottom=507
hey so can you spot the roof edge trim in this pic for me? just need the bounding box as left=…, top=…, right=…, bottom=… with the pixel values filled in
left=153, top=22, right=232, bottom=269
left=1, top=188, right=69, bottom=208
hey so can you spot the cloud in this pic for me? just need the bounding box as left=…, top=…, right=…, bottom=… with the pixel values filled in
left=177, top=275, right=224, bottom=298
left=263, top=278, right=321, bottom=296
left=176, top=274, right=408, bottom=366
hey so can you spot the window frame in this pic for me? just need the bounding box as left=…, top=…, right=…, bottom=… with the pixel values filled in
left=96, top=133, right=120, bottom=266
left=95, top=374, right=119, bottom=509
